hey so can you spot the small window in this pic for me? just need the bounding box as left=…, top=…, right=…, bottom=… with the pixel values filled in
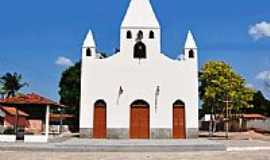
left=189, top=49, right=195, bottom=58
left=136, top=31, right=143, bottom=41
left=86, top=48, right=92, bottom=57
left=127, top=31, right=132, bottom=39
left=149, top=31, right=154, bottom=39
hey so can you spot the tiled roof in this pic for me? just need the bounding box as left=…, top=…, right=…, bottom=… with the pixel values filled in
left=0, top=106, right=29, bottom=117
left=0, top=93, right=64, bottom=107
left=242, top=114, right=266, bottom=120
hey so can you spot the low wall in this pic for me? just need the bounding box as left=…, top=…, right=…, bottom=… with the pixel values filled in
left=246, top=118, right=270, bottom=132
left=0, top=135, right=16, bottom=142
left=24, top=135, right=48, bottom=143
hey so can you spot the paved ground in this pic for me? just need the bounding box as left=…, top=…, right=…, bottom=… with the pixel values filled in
left=1, top=150, right=270, bottom=160
left=1, top=138, right=270, bottom=152
left=0, top=139, right=226, bottom=152
left=1, top=138, right=270, bottom=159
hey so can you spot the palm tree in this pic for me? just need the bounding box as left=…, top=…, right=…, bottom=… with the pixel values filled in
left=0, top=72, right=28, bottom=98
left=0, top=72, right=28, bottom=136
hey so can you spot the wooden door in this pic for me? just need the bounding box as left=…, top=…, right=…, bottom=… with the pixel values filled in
left=93, top=105, right=106, bottom=138
left=130, top=105, right=150, bottom=139
left=173, top=105, right=186, bottom=139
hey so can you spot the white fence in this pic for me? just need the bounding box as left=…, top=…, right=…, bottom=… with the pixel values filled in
left=246, top=118, right=270, bottom=132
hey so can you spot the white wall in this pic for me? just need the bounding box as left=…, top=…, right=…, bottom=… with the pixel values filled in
left=80, top=50, right=199, bottom=130
left=120, top=28, right=161, bottom=59
left=246, top=118, right=270, bottom=132
left=79, top=0, right=199, bottom=136
left=0, top=135, right=16, bottom=142
left=24, top=135, right=48, bottom=143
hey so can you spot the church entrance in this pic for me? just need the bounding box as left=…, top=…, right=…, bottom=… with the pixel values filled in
left=93, top=100, right=106, bottom=138
left=130, top=100, right=150, bottom=139
left=173, top=100, right=186, bottom=139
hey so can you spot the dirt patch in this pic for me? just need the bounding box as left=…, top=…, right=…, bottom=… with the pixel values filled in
left=200, top=131, right=270, bottom=141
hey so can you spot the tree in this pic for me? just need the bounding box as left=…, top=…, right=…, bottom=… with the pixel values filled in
left=199, top=61, right=254, bottom=135
left=58, top=54, right=108, bottom=132
left=246, top=91, right=270, bottom=116
left=58, top=62, right=81, bottom=131
left=0, top=72, right=28, bottom=98
left=0, top=72, right=28, bottom=135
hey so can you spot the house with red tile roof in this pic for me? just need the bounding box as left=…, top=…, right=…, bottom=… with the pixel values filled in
left=0, top=93, right=65, bottom=142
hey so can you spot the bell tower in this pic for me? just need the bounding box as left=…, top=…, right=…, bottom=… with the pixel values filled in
left=82, top=30, right=96, bottom=60
left=184, top=30, right=197, bottom=61
left=120, top=0, right=161, bottom=59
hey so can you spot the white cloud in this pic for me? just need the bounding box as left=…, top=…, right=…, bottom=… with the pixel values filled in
left=55, top=56, right=74, bottom=67
left=246, top=83, right=255, bottom=89
left=256, top=71, right=270, bottom=80
left=249, top=21, right=270, bottom=40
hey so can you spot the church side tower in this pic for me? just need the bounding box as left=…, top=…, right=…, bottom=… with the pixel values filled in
left=184, top=30, right=197, bottom=61
left=184, top=30, right=199, bottom=135
left=120, top=0, right=161, bottom=59
left=82, top=30, right=96, bottom=60
left=80, top=30, right=96, bottom=134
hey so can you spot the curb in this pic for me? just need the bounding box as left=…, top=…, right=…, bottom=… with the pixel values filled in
left=0, top=145, right=226, bottom=152
left=227, top=146, right=270, bottom=152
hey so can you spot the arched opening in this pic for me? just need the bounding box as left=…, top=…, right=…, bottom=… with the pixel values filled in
left=127, top=30, right=132, bottom=39
left=137, top=30, right=143, bottom=40
left=86, top=48, right=92, bottom=57
left=188, top=49, right=195, bottom=58
left=130, top=100, right=150, bottom=139
left=172, top=100, right=186, bottom=139
left=149, top=31, right=154, bottom=39
left=93, top=100, right=106, bottom=138
left=134, top=41, right=146, bottom=59
left=173, top=100, right=185, bottom=106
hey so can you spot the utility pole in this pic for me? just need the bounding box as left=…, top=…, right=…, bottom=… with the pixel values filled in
left=223, top=72, right=233, bottom=139
left=223, top=97, right=232, bottom=139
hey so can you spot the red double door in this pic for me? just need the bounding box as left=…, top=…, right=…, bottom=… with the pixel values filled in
left=130, top=105, right=150, bottom=139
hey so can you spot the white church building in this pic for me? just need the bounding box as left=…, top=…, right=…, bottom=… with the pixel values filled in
left=80, top=0, right=199, bottom=139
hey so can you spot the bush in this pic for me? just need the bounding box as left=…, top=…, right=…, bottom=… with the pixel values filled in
left=3, top=128, right=15, bottom=135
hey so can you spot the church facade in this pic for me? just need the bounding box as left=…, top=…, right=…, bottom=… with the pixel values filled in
left=80, top=0, right=199, bottom=139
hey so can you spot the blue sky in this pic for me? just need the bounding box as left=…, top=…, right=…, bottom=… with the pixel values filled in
left=0, top=0, right=270, bottom=101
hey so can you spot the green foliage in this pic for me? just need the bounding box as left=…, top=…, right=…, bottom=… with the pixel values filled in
left=0, top=72, right=28, bottom=98
left=246, top=91, right=270, bottom=116
left=59, top=61, right=81, bottom=112
left=199, top=61, right=254, bottom=115
left=58, top=61, right=81, bottom=131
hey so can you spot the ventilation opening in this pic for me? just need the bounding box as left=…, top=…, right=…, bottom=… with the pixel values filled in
left=188, top=49, right=195, bottom=58
left=136, top=31, right=143, bottom=41
left=149, top=31, right=154, bottom=39
left=86, top=48, right=92, bottom=57
left=127, top=31, right=132, bottom=39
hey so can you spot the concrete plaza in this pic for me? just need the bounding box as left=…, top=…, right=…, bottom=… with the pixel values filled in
left=0, top=150, right=270, bottom=160
left=0, top=138, right=270, bottom=152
